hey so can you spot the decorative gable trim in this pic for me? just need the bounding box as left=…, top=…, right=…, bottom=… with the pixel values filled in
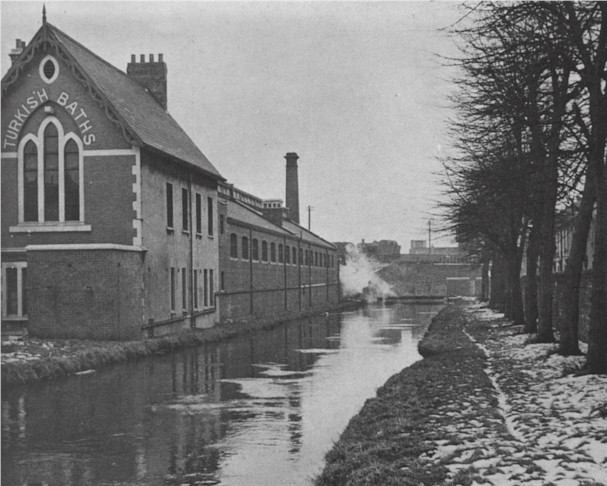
left=2, top=24, right=141, bottom=147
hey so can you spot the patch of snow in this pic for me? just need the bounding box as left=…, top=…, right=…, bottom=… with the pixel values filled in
left=448, top=306, right=607, bottom=486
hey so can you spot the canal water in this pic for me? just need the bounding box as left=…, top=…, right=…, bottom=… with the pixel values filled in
left=2, top=302, right=442, bottom=486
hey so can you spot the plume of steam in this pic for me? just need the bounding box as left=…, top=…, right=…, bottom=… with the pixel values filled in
left=340, top=244, right=395, bottom=303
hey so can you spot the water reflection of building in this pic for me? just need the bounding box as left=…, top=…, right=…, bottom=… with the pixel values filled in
left=1, top=313, right=342, bottom=485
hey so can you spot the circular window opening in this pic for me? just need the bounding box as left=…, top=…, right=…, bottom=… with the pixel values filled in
left=43, top=59, right=55, bottom=80
left=39, top=55, right=59, bottom=84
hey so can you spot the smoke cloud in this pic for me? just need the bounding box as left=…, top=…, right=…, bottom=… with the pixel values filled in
left=340, top=244, right=395, bottom=302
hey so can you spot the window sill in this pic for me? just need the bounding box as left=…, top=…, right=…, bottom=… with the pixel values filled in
left=10, top=223, right=91, bottom=233
left=195, top=233, right=203, bottom=239
left=2, top=315, right=28, bottom=321
left=207, top=235, right=215, bottom=240
left=182, top=230, right=190, bottom=236
left=166, top=227, right=174, bottom=235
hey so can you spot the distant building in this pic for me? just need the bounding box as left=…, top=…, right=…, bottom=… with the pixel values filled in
left=378, top=240, right=482, bottom=298
left=404, top=241, right=477, bottom=264
left=217, top=156, right=339, bottom=323
left=553, top=205, right=596, bottom=273
left=357, top=239, right=401, bottom=263
left=332, top=242, right=354, bottom=265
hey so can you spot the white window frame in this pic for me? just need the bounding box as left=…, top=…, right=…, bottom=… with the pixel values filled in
left=39, top=55, right=60, bottom=84
left=2, top=262, right=27, bottom=319
left=13, top=117, right=87, bottom=232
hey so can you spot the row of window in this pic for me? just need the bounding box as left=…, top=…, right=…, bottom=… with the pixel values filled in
left=166, top=183, right=222, bottom=236
left=19, top=119, right=84, bottom=224
left=1, top=263, right=224, bottom=319
left=229, top=233, right=335, bottom=268
left=169, top=267, right=222, bottom=313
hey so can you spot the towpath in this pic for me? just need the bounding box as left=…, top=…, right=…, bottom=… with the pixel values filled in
left=315, top=301, right=607, bottom=486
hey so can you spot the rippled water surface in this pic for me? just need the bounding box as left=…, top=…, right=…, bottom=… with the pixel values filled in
left=2, top=302, right=442, bottom=486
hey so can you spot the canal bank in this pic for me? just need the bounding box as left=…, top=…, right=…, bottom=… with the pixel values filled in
left=315, top=301, right=607, bottom=486
left=1, top=301, right=361, bottom=387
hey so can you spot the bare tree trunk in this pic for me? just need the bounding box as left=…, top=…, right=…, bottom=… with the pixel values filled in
left=489, top=254, right=506, bottom=312
left=555, top=1, right=607, bottom=373
left=507, top=250, right=525, bottom=327
left=481, top=257, right=490, bottom=301
left=524, top=224, right=540, bottom=333
left=537, top=201, right=557, bottom=343
left=558, top=175, right=595, bottom=355
left=586, top=156, right=607, bottom=373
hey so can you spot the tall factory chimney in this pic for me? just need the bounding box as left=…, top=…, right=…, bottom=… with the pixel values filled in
left=127, top=53, right=168, bottom=109
left=285, top=152, right=300, bottom=224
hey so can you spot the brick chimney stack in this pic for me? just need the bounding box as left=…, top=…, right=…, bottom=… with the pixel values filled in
left=9, top=39, right=26, bottom=64
left=127, top=53, right=168, bottom=109
left=285, top=152, right=300, bottom=224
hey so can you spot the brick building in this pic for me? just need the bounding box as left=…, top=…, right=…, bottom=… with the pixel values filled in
left=1, top=15, right=338, bottom=339
left=217, top=161, right=340, bottom=322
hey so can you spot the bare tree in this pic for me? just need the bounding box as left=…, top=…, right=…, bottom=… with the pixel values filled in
left=445, top=3, right=606, bottom=372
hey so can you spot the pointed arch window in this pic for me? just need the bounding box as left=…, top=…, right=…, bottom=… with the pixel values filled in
left=23, top=141, right=38, bottom=222
left=14, top=118, right=87, bottom=231
left=44, top=123, right=59, bottom=221
left=64, top=139, right=80, bottom=221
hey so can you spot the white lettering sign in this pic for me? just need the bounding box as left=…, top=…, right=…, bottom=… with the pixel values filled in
left=3, top=89, right=97, bottom=149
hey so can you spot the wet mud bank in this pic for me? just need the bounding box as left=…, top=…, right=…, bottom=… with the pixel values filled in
left=2, top=301, right=361, bottom=387
left=315, top=303, right=494, bottom=486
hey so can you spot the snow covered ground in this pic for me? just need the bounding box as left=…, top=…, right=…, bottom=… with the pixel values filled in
left=447, top=303, right=607, bottom=486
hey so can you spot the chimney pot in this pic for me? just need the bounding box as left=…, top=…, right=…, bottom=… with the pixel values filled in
left=159, top=53, right=163, bottom=62
left=131, top=54, right=136, bottom=63
left=127, top=52, right=168, bottom=109
left=140, top=54, right=145, bottom=63
left=9, top=38, right=25, bottom=65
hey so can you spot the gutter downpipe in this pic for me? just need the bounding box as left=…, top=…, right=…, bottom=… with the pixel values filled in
left=298, top=235, right=302, bottom=312
left=189, top=174, right=195, bottom=329
left=308, top=243, right=312, bottom=308
left=326, top=250, right=329, bottom=302
left=249, top=227, right=254, bottom=315
left=284, top=235, right=288, bottom=311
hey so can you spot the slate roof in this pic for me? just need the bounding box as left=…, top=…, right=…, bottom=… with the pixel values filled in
left=282, top=220, right=336, bottom=249
left=227, top=198, right=335, bottom=249
left=227, top=201, right=289, bottom=236
left=3, top=22, right=223, bottom=180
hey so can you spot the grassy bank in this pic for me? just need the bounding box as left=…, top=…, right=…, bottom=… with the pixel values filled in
left=315, top=304, right=501, bottom=486
left=2, top=301, right=360, bottom=387
left=316, top=302, right=607, bottom=486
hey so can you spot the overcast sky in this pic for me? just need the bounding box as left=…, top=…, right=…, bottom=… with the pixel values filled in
left=1, top=1, right=463, bottom=250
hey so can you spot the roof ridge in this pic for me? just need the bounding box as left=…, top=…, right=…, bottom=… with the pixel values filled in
left=286, top=221, right=336, bottom=248
left=231, top=199, right=292, bottom=235
left=4, top=19, right=223, bottom=180
left=48, top=22, right=174, bottom=116
left=47, top=23, right=132, bottom=80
